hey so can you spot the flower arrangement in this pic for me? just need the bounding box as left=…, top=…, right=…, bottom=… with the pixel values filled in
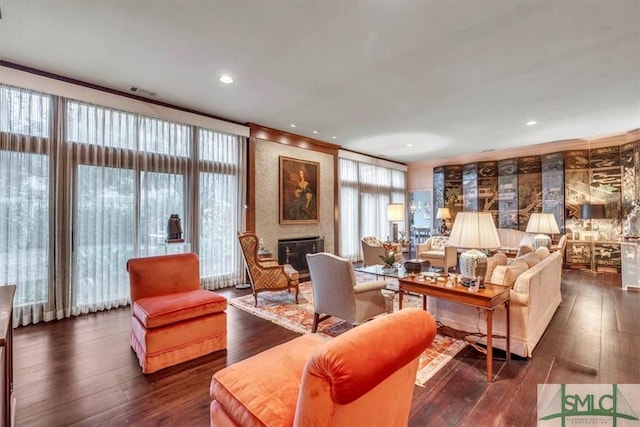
left=379, top=243, right=398, bottom=268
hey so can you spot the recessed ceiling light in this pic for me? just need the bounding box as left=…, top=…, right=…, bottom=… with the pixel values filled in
left=313, top=130, right=319, bottom=134
left=290, top=124, right=297, bottom=128
left=219, top=75, right=233, bottom=84
left=332, top=136, right=337, bottom=139
left=526, top=120, right=537, bottom=126
left=406, top=143, right=413, bottom=147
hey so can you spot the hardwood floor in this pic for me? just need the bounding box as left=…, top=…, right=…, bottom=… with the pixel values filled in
left=13, top=270, right=640, bottom=427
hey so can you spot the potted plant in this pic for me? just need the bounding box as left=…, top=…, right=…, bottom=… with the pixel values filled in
left=379, top=242, right=398, bottom=270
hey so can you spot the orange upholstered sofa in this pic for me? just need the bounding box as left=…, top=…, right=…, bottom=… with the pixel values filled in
left=209, top=308, right=437, bottom=426
left=127, top=253, right=227, bottom=374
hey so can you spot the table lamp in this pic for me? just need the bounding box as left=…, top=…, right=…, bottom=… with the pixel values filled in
left=387, top=203, right=405, bottom=242
left=436, top=207, right=452, bottom=235
left=447, top=212, right=501, bottom=286
left=525, top=212, right=560, bottom=249
left=581, top=203, right=607, bottom=228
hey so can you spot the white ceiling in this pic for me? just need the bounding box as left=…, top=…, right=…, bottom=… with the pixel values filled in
left=1, top=0, right=639, bottom=164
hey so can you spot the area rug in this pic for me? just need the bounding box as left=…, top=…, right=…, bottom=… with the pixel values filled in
left=229, top=280, right=467, bottom=387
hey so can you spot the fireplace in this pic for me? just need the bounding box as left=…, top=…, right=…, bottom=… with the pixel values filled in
left=278, top=236, right=325, bottom=278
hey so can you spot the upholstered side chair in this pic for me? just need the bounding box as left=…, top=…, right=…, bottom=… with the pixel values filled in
left=238, top=232, right=299, bottom=306
left=126, top=253, right=227, bottom=373
left=360, top=236, right=403, bottom=266
left=306, top=252, right=391, bottom=333
left=550, top=233, right=569, bottom=263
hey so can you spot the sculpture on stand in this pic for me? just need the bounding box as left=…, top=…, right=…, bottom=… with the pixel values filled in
left=167, top=214, right=184, bottom=242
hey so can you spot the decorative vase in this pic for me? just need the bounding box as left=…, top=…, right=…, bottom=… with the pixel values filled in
left=382, top=263, right=397, bottom=273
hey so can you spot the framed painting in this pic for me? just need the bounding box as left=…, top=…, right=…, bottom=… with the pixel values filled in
left=279, top=156, right=319, bottom=224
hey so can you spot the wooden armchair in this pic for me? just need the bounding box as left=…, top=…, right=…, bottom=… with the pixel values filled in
left=238, top=232, right=299, bottom=306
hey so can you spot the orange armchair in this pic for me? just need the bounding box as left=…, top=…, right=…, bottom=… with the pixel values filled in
left=127, top=253, right=227, bottom=374
left=210, top=308, right=437, bottom=426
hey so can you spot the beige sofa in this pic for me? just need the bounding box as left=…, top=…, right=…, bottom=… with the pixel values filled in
left=427, top=249, right=563, bottom=357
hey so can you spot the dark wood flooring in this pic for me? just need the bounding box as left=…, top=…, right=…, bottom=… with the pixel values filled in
left=13, top=269, right=640, bottom=426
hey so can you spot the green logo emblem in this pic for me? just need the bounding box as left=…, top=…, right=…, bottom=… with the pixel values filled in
left=539, top=384, right=639, bottom=426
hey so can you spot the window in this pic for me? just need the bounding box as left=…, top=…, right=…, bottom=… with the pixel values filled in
left=0, top=85, right=247, bottom=325
left=0, top=86, right=53, bottom=325
left=338, top=157, right=406, bottom=261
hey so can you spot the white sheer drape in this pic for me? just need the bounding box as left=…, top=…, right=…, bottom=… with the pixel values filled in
left=338, top=157, right=406, bottom=261
left=198, top=129, right=246, bottom=289
left=0, top=86, right=53, bottom=326
left=0, top=84, right=247, bottom=325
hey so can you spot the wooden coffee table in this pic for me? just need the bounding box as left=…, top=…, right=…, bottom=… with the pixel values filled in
left=398, top=275, right=510, bottom=382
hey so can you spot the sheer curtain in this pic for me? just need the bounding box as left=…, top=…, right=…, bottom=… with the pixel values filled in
left=198, top=129, right=246, bottom=289
left=338, top=157, right=406, bottom=261
left=0, top=86, right=53, bottom=326
left=0, top=83, right=248, bottom=325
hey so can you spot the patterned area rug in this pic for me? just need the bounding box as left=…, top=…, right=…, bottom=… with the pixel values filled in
left=229, top=279, right=467, bottom=387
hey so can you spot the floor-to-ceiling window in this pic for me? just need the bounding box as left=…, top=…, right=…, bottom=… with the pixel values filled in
left=0, top=84, right=247, bottom=325
left=338, top=154, right=407, bottom=261
left=0, top=86, right=52, bottom=325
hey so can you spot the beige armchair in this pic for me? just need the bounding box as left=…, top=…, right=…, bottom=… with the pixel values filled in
left=550, top=233, right=569, bottom=263
left=238, top=232, right=299, bottom=307
left=416, top=235, right=457, bottom=273
left=361, top=236, right=403, bottom=266
left=306, top=252, right=392, bottom=333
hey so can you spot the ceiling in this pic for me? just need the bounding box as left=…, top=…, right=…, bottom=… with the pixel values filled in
left=1, top=1, right=639, bottom=164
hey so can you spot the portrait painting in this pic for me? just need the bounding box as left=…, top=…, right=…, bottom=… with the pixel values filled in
left=279, top=156, right=319, bottom=224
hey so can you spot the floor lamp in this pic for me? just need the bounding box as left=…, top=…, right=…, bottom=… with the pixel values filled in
left=387, top=203, right=405, bottom=242
left=581, top=203, right=606, bottom=274
left=236, top=204, right=252, bottom=289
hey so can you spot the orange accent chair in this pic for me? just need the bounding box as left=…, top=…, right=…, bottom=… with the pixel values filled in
left=238, top=232, right=299, bottom=306
left=127, top=253, right=227, bottom=374
left=209, top=308, right=437, bottom=426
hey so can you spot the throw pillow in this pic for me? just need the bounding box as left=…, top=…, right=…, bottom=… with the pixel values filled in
left=519, top=234, right=534, bottom=247
left=430, top=236, right=448, bottom=251
left=517, top=252, right=540, bottom=268
left=485, top=252, right=508, bottom=283
left=516, top=244, right=535, bottom=258
left=535, top=246, right=550, bottom=260
left=491, top=261, right=529, bottom=288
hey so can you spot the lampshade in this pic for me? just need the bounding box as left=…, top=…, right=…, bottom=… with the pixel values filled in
left=447, top=212, right=500, bottom=249
left=387, top=203, right=405, bottom=222
left=581, top=203, right=607, bottom=220
left=436, top=208, right=452, bottom=220
left=526, top=212, right=560, bottom=249
left=447, top=212, right=500, bottom=285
